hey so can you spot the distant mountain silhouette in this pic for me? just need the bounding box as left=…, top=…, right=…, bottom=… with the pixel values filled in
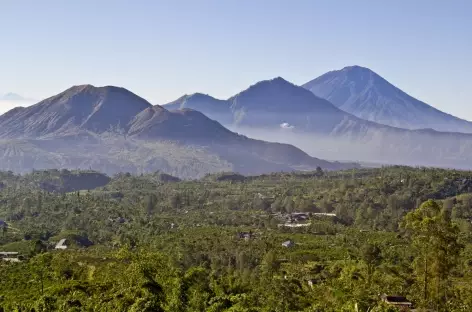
left=0, top=85, right=353, bottom=178
left=303, top=66, right=472, bottom=133
left=164, top=93, right=232, bottom=124
left=0, top=93, right=28, bottom=101
left=0, top=93, right=36, bottom=114
left=165, top=77, right=351, bottom=133
left=164, top=76, right=472, bottom=170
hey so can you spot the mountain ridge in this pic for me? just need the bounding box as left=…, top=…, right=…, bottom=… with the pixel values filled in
left=163, top=76, right=472, bottom=170
left=0, top=84, right=354, bottom=177
left=0, top=84, right=152, bottom=138
left=302, top=66, right=472, bottom=133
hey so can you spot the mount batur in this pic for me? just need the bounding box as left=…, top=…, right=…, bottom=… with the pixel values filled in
left=0, top=85, right=353, bottom=178
left=2, top=66, right=472, bottom=177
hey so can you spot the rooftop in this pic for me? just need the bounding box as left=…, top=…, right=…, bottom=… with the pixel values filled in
left=0, top=251, right=19, bottom=256
left=381, top=294, right=412, bottom=306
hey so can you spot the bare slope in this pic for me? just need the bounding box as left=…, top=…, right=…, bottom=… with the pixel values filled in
left=0, top=85, right=352, bottom=177
left=0, top=85, right=152, bottom=138
left=303, top=66, right=472, bottom=132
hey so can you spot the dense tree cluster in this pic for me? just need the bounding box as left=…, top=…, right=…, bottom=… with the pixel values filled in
left=0, top=166, right=472, bottom=311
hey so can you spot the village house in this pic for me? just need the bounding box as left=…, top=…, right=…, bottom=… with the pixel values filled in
left=237, top=231, right=253, bottom=241
left=312, top=212, right=337, bottom=217
left=287, top=213, right=309, bottom=222
left=380, top=294, right=413, bottom=311
left=282, top=240, right=295, bottom=248
left=283, top=212, right=337, bottom=224
left=55, top=238, right=68, bottom=250
left=279, top=212, right=337, bottom=228
left=0, top=251, right=21, bottom=263
left=2, top=257, right=21, bottom=263
left=279, top=223, right=311, bottom=228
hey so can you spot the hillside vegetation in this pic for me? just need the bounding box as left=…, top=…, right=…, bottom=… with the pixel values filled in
left=1, top=166, right=472, bottom=311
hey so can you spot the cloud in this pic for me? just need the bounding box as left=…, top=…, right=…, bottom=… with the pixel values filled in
left=280, top=122, right=295, bottom=129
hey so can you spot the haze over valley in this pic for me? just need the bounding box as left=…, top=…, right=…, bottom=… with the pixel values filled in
left=2, top=64, right=472, bottom=176
left=0, top=84, right=355, bottom=178
left=164, top=72, right=472, bottom=170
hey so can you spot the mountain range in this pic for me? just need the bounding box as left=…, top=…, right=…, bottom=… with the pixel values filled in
left=164, top=75, right=472, bottom=169
left=303, top=66, right=472, bottom=133
left=2, top=65, right=472, bottom=176
left=0, top=85, right=353, bottom=178
left=165, top=77, right=351, bottom=134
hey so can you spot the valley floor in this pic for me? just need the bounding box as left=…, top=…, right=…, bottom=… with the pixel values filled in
left=1, top=167, right=472, bottom=311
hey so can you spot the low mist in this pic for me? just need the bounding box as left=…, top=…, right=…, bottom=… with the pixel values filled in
left=227, top=125, right=383, bottom=163
left=0, top=100, right=35, bottom=114
left=226, top=125, right=472, bottom=170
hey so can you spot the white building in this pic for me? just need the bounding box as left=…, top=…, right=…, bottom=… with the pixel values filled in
left=55, top=239, right=68, bottom=250
left=282, top=240, right=295, bottom=248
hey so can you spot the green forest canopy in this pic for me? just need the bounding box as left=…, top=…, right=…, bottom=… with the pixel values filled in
left=1, top=166, right=472, bottom=311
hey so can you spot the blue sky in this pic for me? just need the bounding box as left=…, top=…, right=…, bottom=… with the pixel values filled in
left=1, top=0, right=471, bottom=118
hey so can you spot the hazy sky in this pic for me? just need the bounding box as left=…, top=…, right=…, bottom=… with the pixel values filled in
left=1, top=0, right=471, bottom=118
